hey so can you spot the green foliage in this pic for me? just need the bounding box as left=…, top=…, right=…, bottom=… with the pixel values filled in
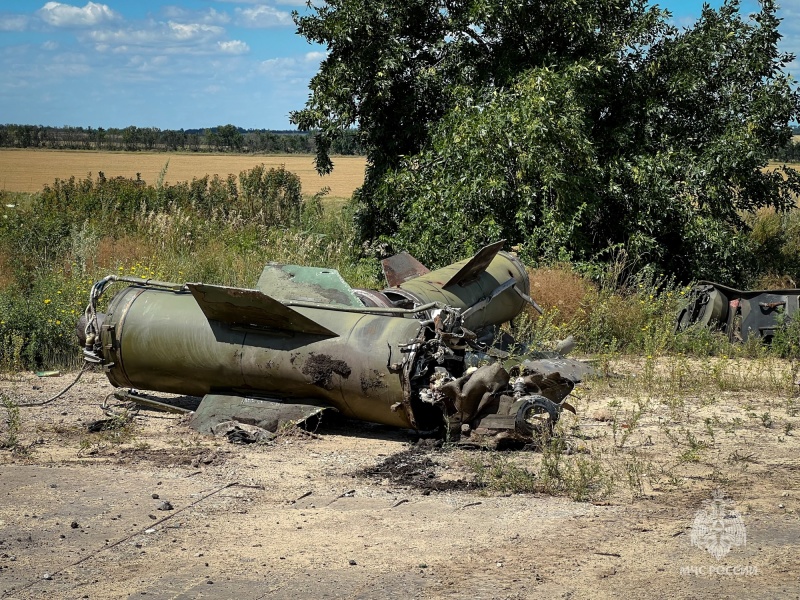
left=373, top=65, right=599, bottom=267
left=468, top=453, right=539, bottom=494
left=468, top=437, right=613, bottom=501
left=771, top=309, right=800, bottom=358
left=0, top=273, right=87, bottom=370
left=294, top=0, right=800, bottom=285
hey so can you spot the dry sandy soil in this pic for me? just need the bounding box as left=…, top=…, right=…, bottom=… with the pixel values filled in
left=0, top=357, right=799, bottom=599
left=0, top=150, right=366, bottom=199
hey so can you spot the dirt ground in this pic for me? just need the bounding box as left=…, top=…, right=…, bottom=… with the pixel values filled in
left=1, top=358, right=799, bottom=600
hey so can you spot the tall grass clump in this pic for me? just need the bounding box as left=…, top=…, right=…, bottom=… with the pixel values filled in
left=516, top=258, right=688, bottom=357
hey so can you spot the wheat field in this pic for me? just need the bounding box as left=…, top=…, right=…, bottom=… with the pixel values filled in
left=0, top=149, right=366, bottom=199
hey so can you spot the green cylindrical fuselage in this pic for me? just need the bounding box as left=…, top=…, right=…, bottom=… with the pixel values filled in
left=101, top=286, right=423, bottom=429
left=396, top=251, right=529, bottom=331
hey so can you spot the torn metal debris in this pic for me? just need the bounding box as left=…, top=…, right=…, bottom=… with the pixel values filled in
left=78, top=242, right=590, bottom=446
left=676, top=281, right=800, bottom=343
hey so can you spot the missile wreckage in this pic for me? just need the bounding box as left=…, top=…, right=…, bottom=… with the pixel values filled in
left=78, top=241, right=590, bottom=446
left=676, top=281, right=800, bottom=343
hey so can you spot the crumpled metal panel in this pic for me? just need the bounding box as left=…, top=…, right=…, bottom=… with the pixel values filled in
left=190, top=394, right=327, bottom=435
left=257, top=264, right=363, bottom=307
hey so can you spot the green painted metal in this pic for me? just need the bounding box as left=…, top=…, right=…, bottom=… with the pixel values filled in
left=101, top=284, right=424, bottom=429
left=188, top=282, right=338, bottom=336
left=81, top=244, right=586, bottom=443
left=256, top=264, right=363, bottom=307
left=189, top=394, right=327, bottom=434
left=396, top=249, right=529, bottom=331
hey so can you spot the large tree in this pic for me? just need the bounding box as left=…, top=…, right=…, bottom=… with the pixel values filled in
left=292, top=0, right=800, bottom=283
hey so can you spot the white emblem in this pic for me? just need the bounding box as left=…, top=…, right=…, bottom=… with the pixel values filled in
left=690, top=489, right=746, bottom=560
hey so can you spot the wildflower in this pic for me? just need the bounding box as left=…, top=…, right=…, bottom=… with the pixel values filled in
left=44, top=298, right=51, bottom=305
left=55, top=320, right=61, bottom=325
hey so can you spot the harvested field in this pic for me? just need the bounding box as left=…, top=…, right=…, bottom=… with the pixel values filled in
left=0, top=149, right=366, bottom=199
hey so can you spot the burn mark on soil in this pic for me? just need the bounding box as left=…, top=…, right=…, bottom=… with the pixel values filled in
left=302, top=353, right=352, bottom=389
left=360, top=448, right=479, bottom=492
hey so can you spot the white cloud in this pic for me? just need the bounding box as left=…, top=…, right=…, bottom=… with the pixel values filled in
left=38, top=2, right=120, bottom=28
left=42, top=41, right=59, bottom=50
left=84, top=21, right=251, bottom=58
left=215, top=0, right=307, bottom=5
left=235, top=6, right=293, bottom=28
left=0, top=15, right=30, bottom=32
left=218, top=40, right=250, bottom=54
left=168, top=21, right=225, bottom=40
left=87, top=21, right=226, bottom=52
left=259, top=51, right=324, bottom=81
left=304, top=51, right=326, bottom=62
left=162, top=6, right=231, bottom=26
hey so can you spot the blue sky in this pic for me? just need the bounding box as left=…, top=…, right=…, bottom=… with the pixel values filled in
left=0, top=0, right=796, bottom=130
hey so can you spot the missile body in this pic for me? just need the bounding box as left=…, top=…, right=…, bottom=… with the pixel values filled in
left=355, top=240, right=535, bottom=332
left=82, top=243, right=573, bottom=441
left=100, top=283, right=428, bottom=428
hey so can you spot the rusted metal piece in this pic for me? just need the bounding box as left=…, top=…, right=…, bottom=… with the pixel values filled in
left=676, top=281, right=800, bottom=343
left=382, top=252, right=430, bottom=287
left=80, top=243, right=588, bottom=444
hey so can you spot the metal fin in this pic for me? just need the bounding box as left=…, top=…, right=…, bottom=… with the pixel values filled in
left=187, top=283, right=338, bottom=337
left=443, top=240, right=505, bottom=288
left=382, top=252, right=431, bottom=287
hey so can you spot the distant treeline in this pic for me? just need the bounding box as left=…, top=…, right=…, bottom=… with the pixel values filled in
left=0, top=122, right=795, bottom=160
left=0, top=123, right=364, bottom=155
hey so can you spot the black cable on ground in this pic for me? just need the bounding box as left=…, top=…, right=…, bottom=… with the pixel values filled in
left=15, top=361, right=94, bottom=407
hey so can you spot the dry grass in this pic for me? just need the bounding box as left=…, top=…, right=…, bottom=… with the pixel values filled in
left=0, top=149, right=366, bottom=200
left=528, top=265, right=596, bottom=325
left=94, top=234, right=152, bottom=271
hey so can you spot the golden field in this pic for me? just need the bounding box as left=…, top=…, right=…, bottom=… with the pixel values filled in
left=0, top=149, right=366, bottom=199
